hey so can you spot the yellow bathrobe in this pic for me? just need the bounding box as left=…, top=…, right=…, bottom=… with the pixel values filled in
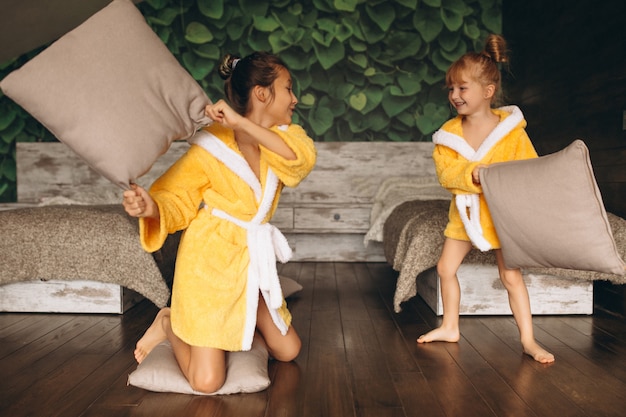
left=139, top=122, right=316, bottom=351
left=432, top=106, right=537, bottom=250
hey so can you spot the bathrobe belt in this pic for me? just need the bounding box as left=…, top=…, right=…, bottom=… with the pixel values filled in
left=210, top=207, right=291, bottom=311
left=455, top=194, right=492, bottom=252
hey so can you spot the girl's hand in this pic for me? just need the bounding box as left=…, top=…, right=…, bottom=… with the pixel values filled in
left=123, top=184, right=159, bottom=219
left=205, top=99, right=243, bottom=130
left=472, top=164, right=487, bottom=184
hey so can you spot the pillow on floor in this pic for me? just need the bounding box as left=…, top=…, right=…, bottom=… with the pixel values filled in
left=279, top=275, right=303, bottom=298
left=128, top=336, right=270, bottom=395
left=127, top=276, right=302, bottom=395
left=0, top=0, right=212, bottom=189
left=480, top=139, right=625, bottom=275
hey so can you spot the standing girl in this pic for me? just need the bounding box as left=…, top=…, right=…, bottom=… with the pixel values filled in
left=417, top=35, right=554, bottom=364
left=123, top=51, right=317, bottom=392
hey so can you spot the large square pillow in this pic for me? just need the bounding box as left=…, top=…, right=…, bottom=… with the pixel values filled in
left=480, top=139, right=625, bottom=275
left=0, top=0, right=212, bottom=189
left=128, top=336, right=271, bottom=395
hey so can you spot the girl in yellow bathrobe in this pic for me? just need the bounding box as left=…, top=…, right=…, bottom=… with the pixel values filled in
left=122, top=51, right=317, bottom=393
left=416, top=35, right=555, bottom=364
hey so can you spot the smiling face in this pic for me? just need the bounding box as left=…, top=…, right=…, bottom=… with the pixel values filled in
left=261, top=67, right=298, bottom=127
left=445, top=53, right=500, bottom=115
left=447, top=73, right=491, bottom=116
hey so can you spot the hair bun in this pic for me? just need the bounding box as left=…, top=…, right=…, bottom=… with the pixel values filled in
left=483, top=34, right=509, bottom=64
left=218, top=54, right=240, bottom=80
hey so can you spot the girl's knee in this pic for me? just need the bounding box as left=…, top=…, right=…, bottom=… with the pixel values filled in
left=436, top=262, right=457, bottom=281
left=499, top=269, right=524, bottom=290
left=266, top=329, right=301, bottom=362
left=274, top=337, right=301, bottom=362
left=189, top=370, right=225, bottom=394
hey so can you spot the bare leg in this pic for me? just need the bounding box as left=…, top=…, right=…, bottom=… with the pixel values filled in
left=494, top=250, right=555, bottom=364
left=134, top=307, right=170, bottom=364
left=417, top=238, right=472, bottom=344
left=256, top=294, right=301, bottom=361
left=135, top=307, right=227, bottom=393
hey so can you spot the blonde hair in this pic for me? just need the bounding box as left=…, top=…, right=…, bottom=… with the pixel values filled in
left=446, top=34, right=509, bottom=106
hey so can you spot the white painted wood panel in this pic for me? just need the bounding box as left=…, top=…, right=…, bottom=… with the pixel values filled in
left=16, top=142, right=191, bottom=203
left=293, top=206, right=371, bottom=232
left=284, top=233, right=384, bottom=262
left=279, top=141, right=436, bottom=205
left=0, top=280, right=143, bottom=313
left=416, top=265, right=593, bottom=316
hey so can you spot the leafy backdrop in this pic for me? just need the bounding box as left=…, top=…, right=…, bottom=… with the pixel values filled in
left=0, top=0, right=501, bottom=201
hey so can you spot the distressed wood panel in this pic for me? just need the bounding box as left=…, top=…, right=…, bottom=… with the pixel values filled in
left=16, top=141, right=190, bottom=203
left=416, top=265, right=593, bottom=316
left=280, top=141, right=436, bottom=205
left=16, top=141, right=436, bottom=206
left=271, top=206, right=293, bottom=229
left=0, top=280, right=143, bottom=313
left=14, top=141, right=436, bottom=262
left=284, top=233, right=384, bottom=262
left=292, top=206, right=371, bottom=233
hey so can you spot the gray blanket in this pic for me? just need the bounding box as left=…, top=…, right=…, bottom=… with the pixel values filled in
left=0, top=205, right=174, bottom=307
left=384, top=199, right=626, bottom=312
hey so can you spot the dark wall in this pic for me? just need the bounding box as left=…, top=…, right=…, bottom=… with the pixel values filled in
left=503, top=1, right=626, bottom=217
left=503, top=1, right=626, bottom=315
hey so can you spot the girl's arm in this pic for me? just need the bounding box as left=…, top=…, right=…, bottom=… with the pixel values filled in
left=205, top=99, right=296, bottom=160
left=433, top=145, right=482, bottom=194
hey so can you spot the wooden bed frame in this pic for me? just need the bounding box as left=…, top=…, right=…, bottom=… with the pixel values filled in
left=0, top=141, right=434, bottom=313
left=0, top=141, right=594, bottom=315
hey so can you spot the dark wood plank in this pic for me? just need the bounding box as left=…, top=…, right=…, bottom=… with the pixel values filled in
left=0, top=312, right=34, bottom=331
left=53, top=305, right=161, bottom=417
left=462, top=317, right=586, bottom=417
left=264, top=361, right=302, bottom=417
left=2, top=262, right=626, bottom=417
left=0, top=314, right=109, bottom=407
left=0, top=313, right=74, bottom=359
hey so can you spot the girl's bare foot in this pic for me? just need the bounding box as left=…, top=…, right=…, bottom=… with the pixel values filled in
left=417, top=326, right=460, bottom=344
left=135, top=308, right=170, bottom=364
left=523, top=340, right=555, bottom=364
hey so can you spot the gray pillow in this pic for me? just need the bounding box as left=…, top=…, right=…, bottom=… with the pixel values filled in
left=127, top=276, right=303, bottom=395
left=128, top=336, right=271, bottom=395
left=0, top=0, right=212, bottom=189
left=480, top=139, right=625, bottom=275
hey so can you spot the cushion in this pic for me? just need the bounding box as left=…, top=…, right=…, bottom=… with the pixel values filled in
left=279, top=275, right=303, bottom=298
left=128, top=335, right=271, bottom=395
left=0, top=0, right=212, bottom=189
left=480, top=139, right=625, bottom=275
left=127, top=276, right=302, bottom=395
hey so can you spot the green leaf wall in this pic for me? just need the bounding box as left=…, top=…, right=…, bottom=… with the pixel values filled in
left=0, top=0, right=501, bottom=202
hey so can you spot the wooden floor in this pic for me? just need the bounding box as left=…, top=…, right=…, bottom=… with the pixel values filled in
left=1, top=262, right=626, bottom=417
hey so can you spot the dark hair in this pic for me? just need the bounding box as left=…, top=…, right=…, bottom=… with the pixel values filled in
left=218, top=51, right=288, bottom=115
left=446, top=34, right=510, bottom=106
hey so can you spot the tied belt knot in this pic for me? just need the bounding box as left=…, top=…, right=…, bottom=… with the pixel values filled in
left=210, top=207, right=292, bottom=309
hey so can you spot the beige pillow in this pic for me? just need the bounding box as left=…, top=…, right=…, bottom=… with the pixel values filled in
left=279, top=275, right=303, bottom=298
left=128, top=336, right=271, bottom=395
left=0, top=0, right=212, bottom=189
left=480, top=139, right=625, bottom=275
left=127, top=276, right=302, bottom=395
